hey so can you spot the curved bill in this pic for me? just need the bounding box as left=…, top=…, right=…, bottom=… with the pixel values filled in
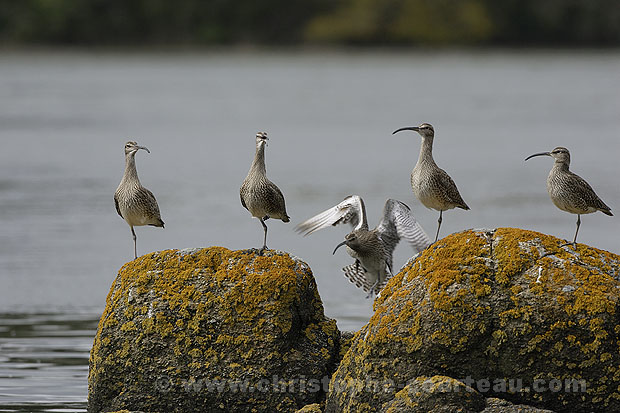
left=332, top=240, right=347, bottom=255
left=524, top=151, right=550, bottom=161
left=137, top=145, right=151, bottom=153
left=392, top=126, right=419, bottom=135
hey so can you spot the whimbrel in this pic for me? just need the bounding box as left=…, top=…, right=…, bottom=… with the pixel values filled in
left=240, top=132, right=290, bottom=252
left=297, top=196, right=430, bottom=297
left=114, top=141, right=164, bottom=259
left=393, top=123, right=470, bottom=243
left=525, top=146, right=612, bottom=245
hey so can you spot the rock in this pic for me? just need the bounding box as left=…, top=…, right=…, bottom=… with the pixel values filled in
left=325, top=228, right=620, bottom=413
left=481, top=397, right=555, bottom=412
left=89, top=247, right=340, bottom=413
left=295, top=403, right=323, bottom=412
left=379, top=375, right=485, bottom=412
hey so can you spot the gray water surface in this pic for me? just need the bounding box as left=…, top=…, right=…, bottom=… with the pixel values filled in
left=1, top=50, right=619, bottom=411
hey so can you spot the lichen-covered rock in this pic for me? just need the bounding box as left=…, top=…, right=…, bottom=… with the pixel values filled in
left=481, top=398, right=555, bottom=412
left=379, top=375, right=485, bottom=412
left=89, top=247, right=340, bottom=413
left=295, top=403, right=323, bottom=412
left=325, top=228, right=620, bottom=413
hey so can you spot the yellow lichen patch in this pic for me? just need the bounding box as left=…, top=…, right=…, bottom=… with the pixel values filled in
left=295, top=403, right=323, bottom=413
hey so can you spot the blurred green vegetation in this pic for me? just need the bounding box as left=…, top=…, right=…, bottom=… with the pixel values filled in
left=0, top=0, right=619, bottom=47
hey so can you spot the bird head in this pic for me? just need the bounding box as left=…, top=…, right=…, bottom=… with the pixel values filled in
left=124, top=141, right=150, bottom=156
left=392, top=122, right=434, bottom=139
left=333, top=231, right=359, bottom=255
left=525, top=146, right=570, bottom=165
left=255, top=132, right=269, bottom=148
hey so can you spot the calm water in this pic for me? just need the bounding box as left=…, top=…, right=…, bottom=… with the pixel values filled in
left=1, top=50, right=619, bottom=411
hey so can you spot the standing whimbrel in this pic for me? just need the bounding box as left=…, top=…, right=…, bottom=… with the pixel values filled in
left=296, top=195, right=430, bottom=297
left=114, top=141, right=164, bottom=260
left=240, top=132, right=290, bottom=252
left=525, top=146, right=612, bottom=245
left=393, top=123, right=470, bottom=243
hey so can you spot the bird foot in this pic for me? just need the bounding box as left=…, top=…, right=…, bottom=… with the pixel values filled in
left=559, top=241, right=577, bottom=249
left=258, top=246, right=269, bottom=256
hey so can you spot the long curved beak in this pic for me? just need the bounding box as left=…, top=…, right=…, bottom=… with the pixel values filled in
left=138, top=146, right=151, bottom=154
left=392, top=126, right=419, bottom=135
left=333, top=240, right=347, bottom=255
left=524, top=151, right=550, bottom=161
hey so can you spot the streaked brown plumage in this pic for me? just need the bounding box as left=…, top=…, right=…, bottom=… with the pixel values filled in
left=393, top=123, right=469, bottom=242
left=525, top=146, right=612, bottom=244
left=114, top=141, right=164, bottom=259
left=240, top=132, right=290, bottom=252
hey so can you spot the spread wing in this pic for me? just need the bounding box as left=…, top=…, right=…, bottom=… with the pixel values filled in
left=375, top=199, right=431, bottom=260
left=295, top=195, right=368, bottom=236
left=342, top=264, right=391, bottom=297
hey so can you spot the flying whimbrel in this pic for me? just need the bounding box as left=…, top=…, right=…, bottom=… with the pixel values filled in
left=296, top=195, right=430, bottom=298
left=114, top=141, right=164, bottom=260
left=240, top=132, right=290, bottom=252
left=525, top=146, right=612, bottom=245
left=393, top=123, right=470, bottom=243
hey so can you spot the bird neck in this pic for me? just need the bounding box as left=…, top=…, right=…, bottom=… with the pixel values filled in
left=552, top=160, right=570, bottom=173
left=417, top=136, right=436, bottom=166
left=122, top=153, right=141, bottom=185
left=250, top=144, right=267, bottom=176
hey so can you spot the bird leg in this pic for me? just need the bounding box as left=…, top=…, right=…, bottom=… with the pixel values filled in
left=259, top=217, right=269, bottom=254
left=366, top=279, right=380, bottom=299
left=572, top=214, right=581, bottom=246
left=434, top=211, right=443, bottom=243
left=131, top=226, right=137, bottom=259
left=560, top=214, right=581, bottom=248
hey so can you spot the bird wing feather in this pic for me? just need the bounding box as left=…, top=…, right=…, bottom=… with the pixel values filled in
left=265, top=179, right=287, bottom=212
left=114, top=193, right=123, bottom=218
left=240, top=189, right=248, bottom=211
left=342, top=263, right=390, bottom=294
left=376, top=199, right=431, bottom=262
left=136, top=187, right=162, bottom=218
left=295, top=195, right=367, bottom=236
left=438, top=168, right=470, bottom=210
left=567, top=171, right=613, bottom=214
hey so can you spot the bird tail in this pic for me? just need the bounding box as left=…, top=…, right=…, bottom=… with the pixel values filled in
left=150, top=218, right=165, bottom=228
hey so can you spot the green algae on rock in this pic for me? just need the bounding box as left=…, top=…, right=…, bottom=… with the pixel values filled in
left=88, top=247, right=340, bottom=413
left=325, top=228, right=620, bottom=413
